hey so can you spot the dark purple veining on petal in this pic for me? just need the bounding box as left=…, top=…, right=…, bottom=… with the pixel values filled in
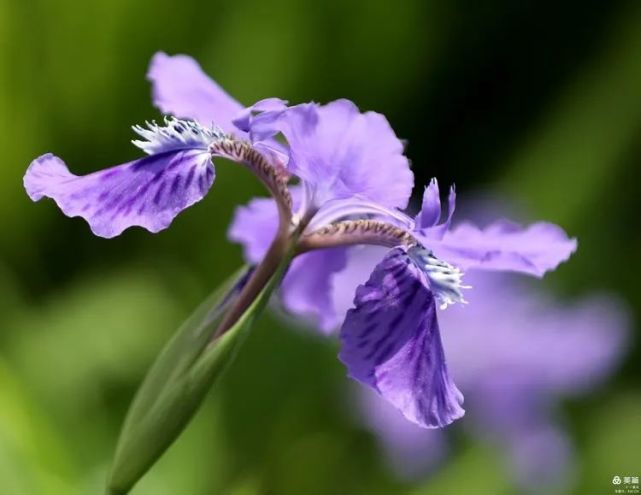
left=339, top=247, right=464, bottom=429
left=24, top=149, right=216, bottom=238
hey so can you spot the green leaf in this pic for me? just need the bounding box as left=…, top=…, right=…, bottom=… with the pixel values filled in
left=106, top=265, right=277, bottom=494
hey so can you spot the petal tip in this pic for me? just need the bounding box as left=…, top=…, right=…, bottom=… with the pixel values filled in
left=24, top=153, right=73, bottom=202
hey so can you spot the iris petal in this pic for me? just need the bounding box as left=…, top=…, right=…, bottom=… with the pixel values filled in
left=243, top=99, right=414, bottom=209
left=413, top=182, right=576, bottom=276
left=427, top=220, right=577, bottom=277
left=228, top=195, right=280, bottom=263
left=416, top=179, right=456, bottom=240
left=281, top=248, right=348, bottom=333
left=417, top=179, right=441, bottom=229
left=25, top=150, right=214, bottom=238
left=147, top=52, right=244, bottom=134
left=228, top=189, right=350, bottom=331
left=339, top=247, right=464, bottom=428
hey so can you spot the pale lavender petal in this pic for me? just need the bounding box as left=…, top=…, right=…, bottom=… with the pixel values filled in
left=507, top=424, right=575, bottom=492
left=527, top=295, right=629, bottom=394
left=24, top=151, right=214, bottom=238
left=233, top=98, right=291, bottom=165
left=468, top=382, right=575, bottom=493
left=339, top=248, right=464, bottom=428
left=232, top=97, right=289, bottom=139
left=228, top=188, right=349, bottom=332
left=147, top=52, right=244, bottom=134
left=414, top=179, right=457, bottom=242
left=428, top=185, right=456, bottom=240
left=330, top=246, right=388, bottom=327
left=357, top=387, right=448, bottom=480
left=280, top=248, right=348, bottom=333
left=227, top=186, right=305, bottom=262
left=440, top=273, right=628, bottom=394
left=227, top=195, right=280, bottom=263
left=251, top=99, right=413, bottom=208
left=438, top=271, right=626, bottom=491
left=417, top=179, right=441, bottom=228
left=425, top=220, right=577, bottom=277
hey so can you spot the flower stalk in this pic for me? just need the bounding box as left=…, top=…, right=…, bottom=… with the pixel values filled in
left=210, top=138, right=292, bottom=227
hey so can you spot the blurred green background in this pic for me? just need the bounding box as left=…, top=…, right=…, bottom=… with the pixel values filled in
left=1, top=0, right=640, bottom=493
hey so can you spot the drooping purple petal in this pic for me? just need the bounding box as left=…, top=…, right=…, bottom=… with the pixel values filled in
left=348, top=267, right=626, bottom=489
left=423, top=219, right=577, bottom=277
left=339, top=247, right=464, bottom=428
left=247, top=99, right=414, bottom=209
left=147, top=52, right=244, bottom=134
left=24, top=151, right=214, bottom=238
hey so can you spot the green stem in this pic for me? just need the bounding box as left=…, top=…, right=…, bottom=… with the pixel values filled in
left=212, top=231, right=289, bottom=338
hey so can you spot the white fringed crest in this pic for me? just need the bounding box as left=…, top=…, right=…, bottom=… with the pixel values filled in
left=132, top=117, right=225, bottom=155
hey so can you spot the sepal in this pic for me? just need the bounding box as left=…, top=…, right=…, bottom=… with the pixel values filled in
left=107, top=266, right=273, bottom=494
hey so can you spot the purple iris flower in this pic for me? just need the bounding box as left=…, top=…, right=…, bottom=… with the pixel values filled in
left=345, top=261, right=628, bottom=492
left=24, top=52, right=577, bottom=431
left=232, top=178, right=576, bottom=428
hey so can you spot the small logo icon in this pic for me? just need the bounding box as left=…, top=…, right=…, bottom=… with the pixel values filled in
left=613, top=476, right=622, bottom=485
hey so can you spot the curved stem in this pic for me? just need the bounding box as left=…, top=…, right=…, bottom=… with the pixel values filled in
left=210, top=138, right=292, bottom=227
left=212, top=208, right=314, bottom=340
left=212, top=227, right=289, bottom=338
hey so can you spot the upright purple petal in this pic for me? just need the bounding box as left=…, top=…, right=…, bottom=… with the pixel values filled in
left=249, top=99, right=414, bottom=209
left=424, top=220, right=577, bottom=277
left=415, top=179, right=456, bottom=241
left=339, top=248, right=464, bottom=428
left=25, top=151, right=214, bottom=238
left=232, top=97, right=289, bottom=139
left=147, top=52, right=244, bottom=134
left=231, top=98, right=291, bottom=166
left=417, top=179, right=442, bottom=229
